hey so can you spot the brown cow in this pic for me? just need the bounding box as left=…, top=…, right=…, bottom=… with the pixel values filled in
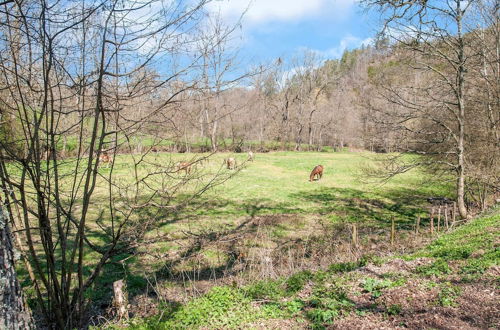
left=226, top=157, right=236, bottom=170
left=175, top=161, right=192, bottom=174
left=99, top=151, right=113, bottom=168
left=309, top=165, right=324, bottom=182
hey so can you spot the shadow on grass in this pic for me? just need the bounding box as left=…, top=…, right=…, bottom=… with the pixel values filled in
left=36, top=182, right=450, bottom=323
left=290, top=186, right=439, bottom=230
left=139, top=185, right=446, bottom=287
left=174, top=196, right=298, bottom=219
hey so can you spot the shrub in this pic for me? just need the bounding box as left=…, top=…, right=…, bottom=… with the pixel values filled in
left=159, top=286, right=257, bottom=329
left=436, top=283, right=461, bottom=307
left=361, top=278, right=393, bottom=299
left=286, top=270, right=313, bottom=293
left=244, top=279, right=286, bottom=300
left=416, top=259, right=452, bottom=277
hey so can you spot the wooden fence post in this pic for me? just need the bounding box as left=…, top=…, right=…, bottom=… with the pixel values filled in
left=415, top=216, right=420, bottom=235
left=452, top=202, right=456, bottom=226
left=351, top=223, right=358, bottom=248
left=444, top=205, right=449, bottom=229
left=430, top=207, right=434, bottom=235
left=437, top=206, right=441, bottom=232
left=390, top=217, right=395, bottom=246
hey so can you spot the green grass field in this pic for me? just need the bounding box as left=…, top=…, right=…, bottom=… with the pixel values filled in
left=183, top=151, right=447, bottom=220
left=69, top=151, right=452, bottom=304
left=17, top=151, right=454, bottom=317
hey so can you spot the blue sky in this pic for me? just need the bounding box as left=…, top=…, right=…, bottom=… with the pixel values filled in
left=208, top=0, right=378, bottom=65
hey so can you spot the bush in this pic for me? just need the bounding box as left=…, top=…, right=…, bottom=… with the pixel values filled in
left=158, top=286, right=257, bottom=329
left=416, top=260, right=452, bottom=277
left=244, top=279, right=286, bottom=300
left=436, top=283, right=461, bottom=307
left=361, top=278, right=393, bottom=299
left=286, top=270, right=313, bottom=293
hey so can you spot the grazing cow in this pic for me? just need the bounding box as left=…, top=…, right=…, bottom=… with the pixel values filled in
left=226, top=157, right=236, bottom=170
left=309, top=165, right=324, bottom=182
left=248, top=151, right=254, bottom=161
left=175, top=161, right=192, bottom=174
left=99, top=151, right=113, bottom=168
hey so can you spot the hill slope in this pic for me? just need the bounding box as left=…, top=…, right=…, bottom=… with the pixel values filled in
left=113, top=207, right=499, bottom=329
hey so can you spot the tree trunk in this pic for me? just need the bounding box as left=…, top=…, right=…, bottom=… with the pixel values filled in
left=456, top=0, right=468, bottom=219
left=210, top=119, right=218, bottom=152
left=0, top=206, right=33, bottom=329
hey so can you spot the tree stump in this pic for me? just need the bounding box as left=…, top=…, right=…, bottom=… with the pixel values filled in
left=113, top=280, right=129, bottom=320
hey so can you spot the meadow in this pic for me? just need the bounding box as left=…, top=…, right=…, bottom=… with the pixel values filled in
left=15, top=151, right=452, bottom=322
left=47, top=151, right=449, bottom=314
left=89, top=151, right=497, bottom=329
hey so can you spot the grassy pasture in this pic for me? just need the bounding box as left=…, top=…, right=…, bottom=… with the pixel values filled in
left=16, top=151, right=451, bottom=312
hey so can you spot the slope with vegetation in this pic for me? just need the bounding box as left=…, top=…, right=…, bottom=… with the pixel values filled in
left=117, top=207, right=499, bottom=329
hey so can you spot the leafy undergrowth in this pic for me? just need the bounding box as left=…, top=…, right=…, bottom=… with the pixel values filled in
left=108, top=207, right=499, bottom=329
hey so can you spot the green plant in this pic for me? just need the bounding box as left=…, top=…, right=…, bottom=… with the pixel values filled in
left=286, top=270, right=313, bottom=294
left=361, top=278, right=393, bottom=299
left=244, top=279, right=286, bottom=300
left=460, top=248, right=499, bottom=280
left=416, top=259, right=452, bottom=277
left=386, top=304, right=402, bottom=315
left=306, top=308, right=339, bottom=325
left=436, top=283, right=461, bottom=307
left=355, top=309, right=367, bottom=316
left=329, top=261, right=359, bottom=273
left=283, top=299, right=305, bottom=315
left=158, top=286, right=257, bottom=328
left=259, top=302, right=286, bottom=318
left=430, top=246, right=472, bottom=260
left=305, top=285, right=354, bottom=327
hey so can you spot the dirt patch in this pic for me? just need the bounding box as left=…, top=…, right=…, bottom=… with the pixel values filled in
left=246, top=318, right=304, bottom=329
left=449, top=283, right=499, bottom=329
left=250, top=214, right=301, bottom=227
left=378, top=280, right=438, bottom=312
left=330, top=313, right=406, bottom=329
left=358, top=258, right=433, bottom=277
left=331, top=279, right=499, bottom=330
left=485, top=265, right=500, bottom=278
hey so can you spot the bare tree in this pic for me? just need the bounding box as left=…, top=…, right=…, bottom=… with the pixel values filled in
left=0, top=0, right=241, bottom=327
left=196, top=11, right=249, bottom=152
left=361, top=0, right=500, bottom=218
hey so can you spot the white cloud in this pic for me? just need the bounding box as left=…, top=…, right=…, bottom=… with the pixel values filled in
left=309, top=35, right=373, bottom=59
left=208, top=0, right=356, bottom=25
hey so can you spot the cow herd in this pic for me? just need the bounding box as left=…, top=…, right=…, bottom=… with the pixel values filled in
left=173, top=151, right=324, bottom=182
left=83, top=149, right=324, bottom=182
